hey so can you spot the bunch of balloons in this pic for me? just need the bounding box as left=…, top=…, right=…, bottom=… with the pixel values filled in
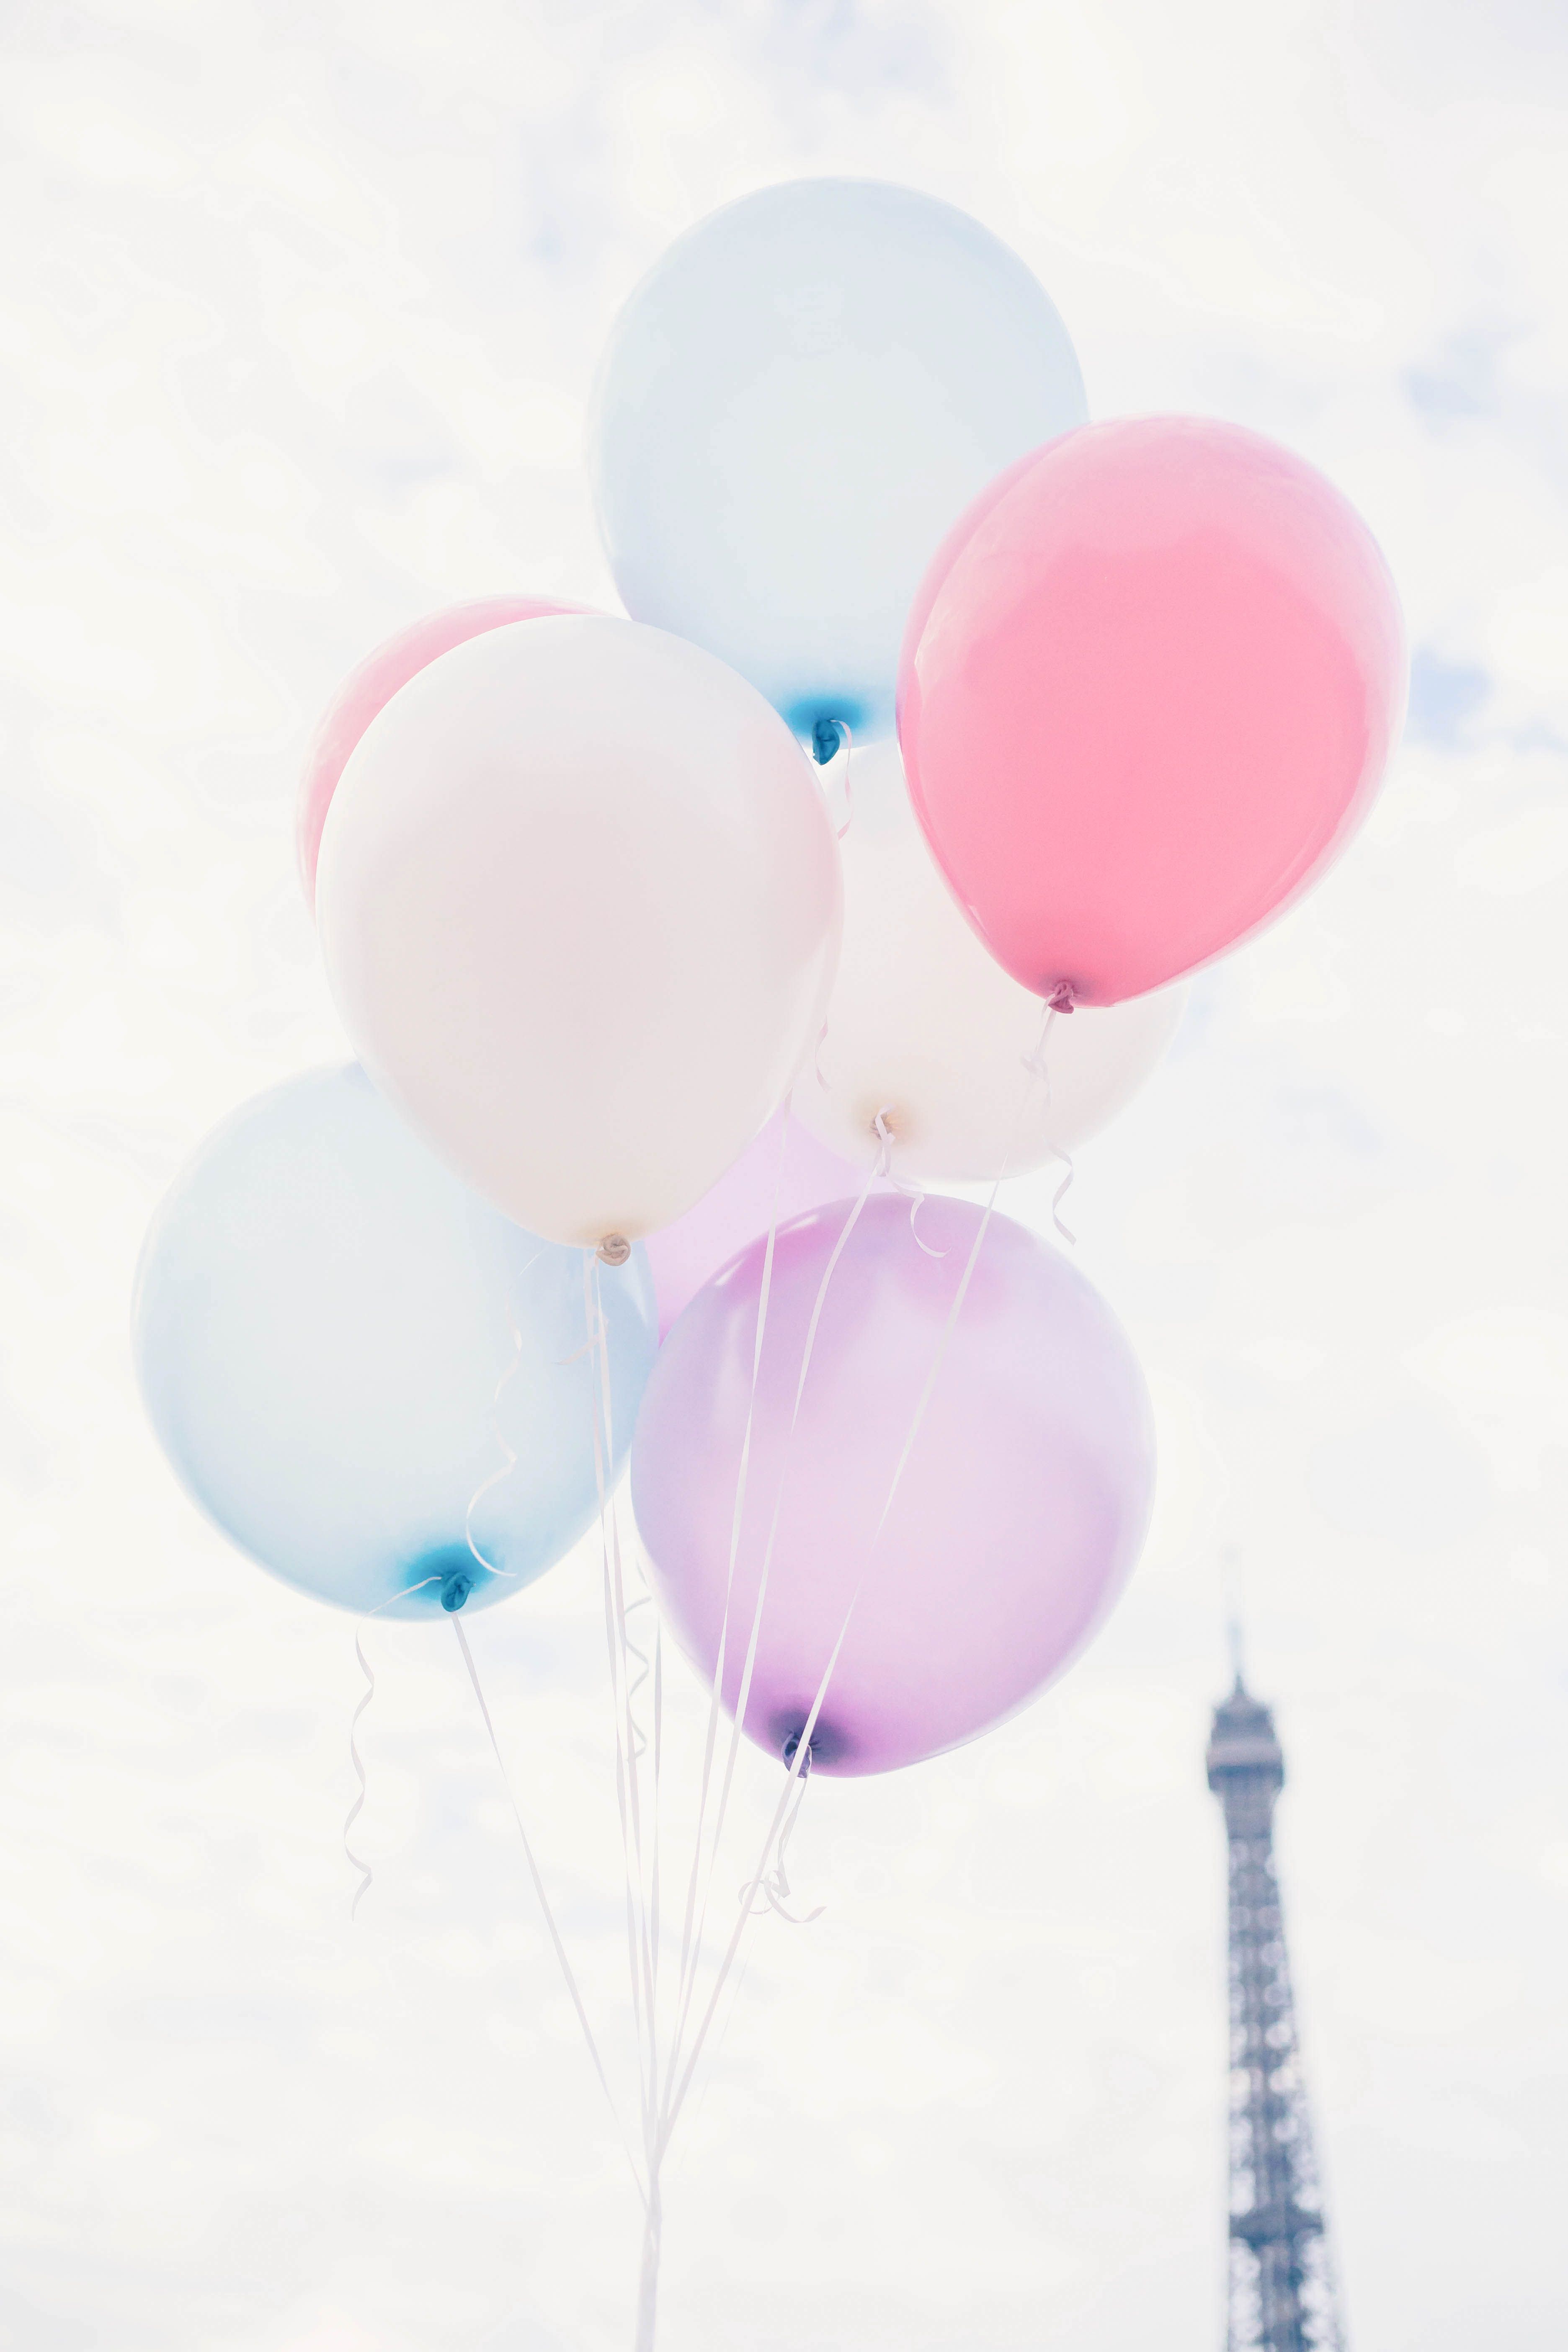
left=133, top=175, right=1403, bottom=2349
left=137, top=173, right=1403, bottom=1770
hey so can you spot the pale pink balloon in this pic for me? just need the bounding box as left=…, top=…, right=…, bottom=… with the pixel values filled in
left=897, top=418, right=1406, bottom=1006
left=317, top=618, right=842, bottom=1248
left=296, top=596, right=588, bottom=905
left=631, top=1194, right=1155, bottom=1777
left=643, top=1110, right=892, bottom=1340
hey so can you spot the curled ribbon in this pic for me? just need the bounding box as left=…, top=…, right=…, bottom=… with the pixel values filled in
left=872, top=1106, right=945, bottom=1259
left=744, top=1757, right=824, bottom=1927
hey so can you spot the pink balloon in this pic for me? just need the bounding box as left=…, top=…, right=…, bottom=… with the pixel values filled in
left=897, top=418, right=1406, bottom=1006
left=296, top=596, right=589, bottom=905
left=643, top=1110, right=892, bottom=1339
left=631, top=1194, right=1154, bottom=1777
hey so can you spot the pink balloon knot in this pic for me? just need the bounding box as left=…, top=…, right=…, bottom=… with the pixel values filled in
left=1047, top=980, right=1077, bottom=1014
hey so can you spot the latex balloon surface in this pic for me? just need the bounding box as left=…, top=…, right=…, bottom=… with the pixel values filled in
left=794, top=741, right=1187, bottom=1180
left=642, top=1109, right=890, bottom=1341
left=296, top=595, right=585, bottom=905
left=898, top=417, right=1406, bottom=1004
left=590, top=178, right=1087, bottom=745
left=632, top=1195, right=1154, bottom=1776
left=316, top=616, right=842, bottom=1248
left=134, top=1066, right=656, bottom=1618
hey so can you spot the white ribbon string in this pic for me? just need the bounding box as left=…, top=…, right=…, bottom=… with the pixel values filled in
left=660, top=1155, right=880, bottom=2123
left=747, top=1760, right=823, bottom=1926
left=650, top=1616, right=664, bottom=2032
left=599, top=1274, right=663, bottom=2166
left=658, top=1184, right=999, bottom=2151
left=341, top=1570, right=447, bottom=1919
left=657, top=999, right=1064, bottom=2157
left=620, top=1590, right=655, bottom=1767
left=671, top=1942, right=756, bottom=2181
left=462, top=1256, right=542, bottom=1586
left=450, top=1610, right=648, bottom=2208
left=583, top=1260, right=658, bottom=2180
left=343, top=1635, right=377, bottom=1921
left=1047, top=1150, right=1076, bottom=1246
left=872, top=1106, right=944, bottom=1259
left=585, top=1256, right=678, bottom=2352
left=666, top=1102, right=793, bottom=2088
left=1020, top=1001, right=1077, bottom=1243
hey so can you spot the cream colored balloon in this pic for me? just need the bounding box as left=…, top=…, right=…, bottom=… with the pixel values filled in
left=794, top=740, right=1184, bottom=1181
left=317, top=617, right=842, bottom=1248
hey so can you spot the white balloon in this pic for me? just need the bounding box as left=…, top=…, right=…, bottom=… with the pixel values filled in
left=794, top=743, right=1185, bottom=1181
left=317, top=616, right=842, bottom=1248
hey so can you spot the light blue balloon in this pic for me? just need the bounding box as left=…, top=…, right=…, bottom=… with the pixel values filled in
left=589, top=178, right=1088, bottom=749
left=133, top=1067, right=657, bottom=1619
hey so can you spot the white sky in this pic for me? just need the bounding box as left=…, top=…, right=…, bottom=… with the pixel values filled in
left=1, top=3, right=1566, bottom=2348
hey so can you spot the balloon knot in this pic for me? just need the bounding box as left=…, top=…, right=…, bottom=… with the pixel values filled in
left=810, top=717, right=846, bottom=765
left=596, top=1233, right=631, bottom=1267
left=1047, top=981, right=1077, bottom=1014
left=441, top=1571, right=473, bottom=1613
left=781, top=1731, right=814, bottom=1774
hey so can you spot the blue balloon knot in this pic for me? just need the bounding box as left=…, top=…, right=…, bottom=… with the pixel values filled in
left=810, top=717, right=845, bottom=766
left=441, top=1571, right=473, bottom=1613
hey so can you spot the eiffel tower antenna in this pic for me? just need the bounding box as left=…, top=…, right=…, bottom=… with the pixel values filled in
left=1207, top=1652, right=1347, bottom=2352
left=1222, top=1545, right=1246, bottom=1692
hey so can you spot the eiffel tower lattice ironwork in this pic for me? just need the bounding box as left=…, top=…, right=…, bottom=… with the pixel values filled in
left=1207, top=1671, right=1346, bottom=2352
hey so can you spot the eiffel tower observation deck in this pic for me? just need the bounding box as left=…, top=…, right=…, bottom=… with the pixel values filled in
left=1207, top=1671, right=1346, bottom=2352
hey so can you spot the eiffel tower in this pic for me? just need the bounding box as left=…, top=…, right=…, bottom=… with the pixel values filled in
left=1207, top=1664, right=1346, bottom=2352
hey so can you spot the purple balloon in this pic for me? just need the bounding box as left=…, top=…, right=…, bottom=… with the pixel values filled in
left=642, top=1109, right=895, bottom=1341
left=631, top=1194, right=1155, bottom=1777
